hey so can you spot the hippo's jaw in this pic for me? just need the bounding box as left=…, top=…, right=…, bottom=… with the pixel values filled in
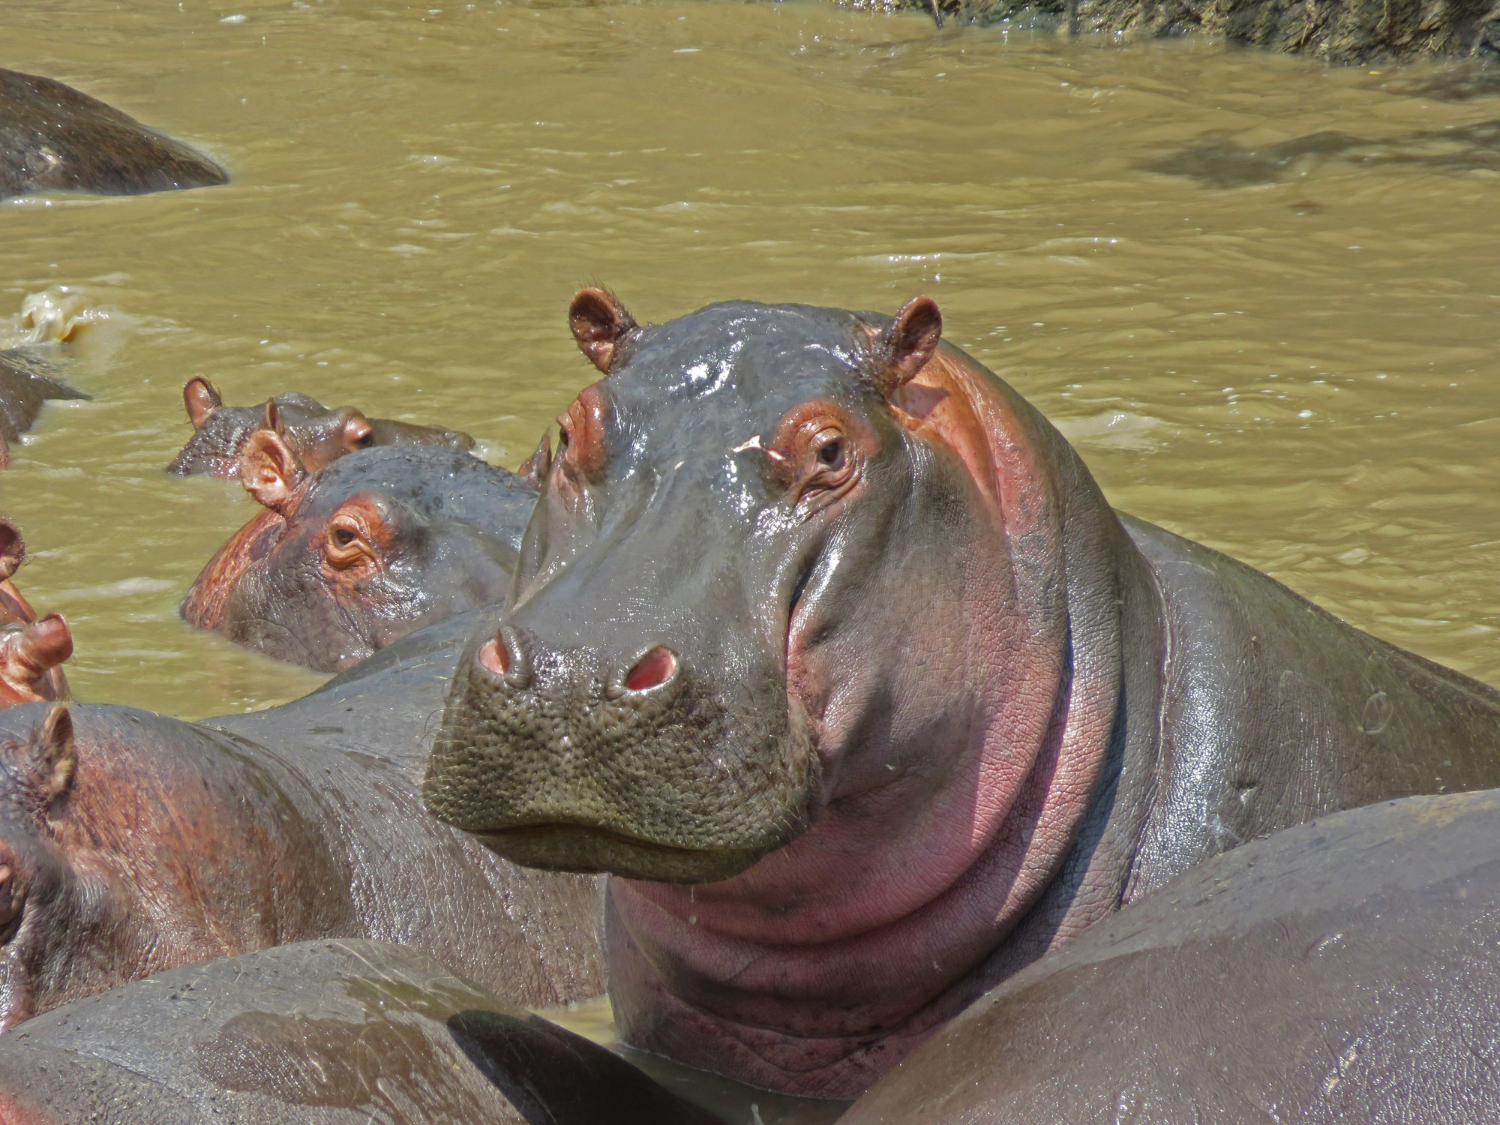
left=425, top=629, right=819, bottom=884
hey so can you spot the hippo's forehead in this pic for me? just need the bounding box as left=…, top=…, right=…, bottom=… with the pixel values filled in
left=606, top=302, right=876, bottom=457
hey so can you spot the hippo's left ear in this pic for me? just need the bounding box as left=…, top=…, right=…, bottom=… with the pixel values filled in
left=517, top=432, right=552, bottom=489
left=16, top=704, right=75, bottom=806
left=239, top=430, right=306, bottom=517
left=871, top=296, right=943, bottom=398
left=569, top=288, right=639, bottom=374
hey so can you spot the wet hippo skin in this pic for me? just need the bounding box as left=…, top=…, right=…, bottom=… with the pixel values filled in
left=0, top=616, right=602, bottom=1030
left=182, top=442, right=537, bottom=671
left=424, top=291, right=1500, bottom=1098
left=0, top=939, right=715, bottom=1125
left=0, top=519, right=71, bottom=706
left=0, top=349, right=86, bottom=469
left=843, top=787, right=1500, bottom=1124
left=0, top=67, right=226, bottom=200
left=167, top=374, right=474, bottom=477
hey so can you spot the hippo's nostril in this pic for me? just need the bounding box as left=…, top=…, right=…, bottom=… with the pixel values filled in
left=623, top=646, right=678, bottom=693
left=478, top=627, right=531, bottom=689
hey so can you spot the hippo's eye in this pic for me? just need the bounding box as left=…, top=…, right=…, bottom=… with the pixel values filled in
left=817, top=438, right=844, bottom=470
left=332, top=528, right=357, bottom=549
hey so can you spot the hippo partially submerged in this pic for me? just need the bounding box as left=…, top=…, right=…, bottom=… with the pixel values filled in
left=0, top=615, right=602, bottom=1029
left=0, top=939, right=711, bottom=1125
left=0, top=520, right=71, bottom=707
left=423, top=291, right=1500, bottom=1098
left=844, top=787, right=1500, bottom=1124
left=0, top=67, right=226, bottom=200
left=182, top=438, right=536, bottom=671
left=0, top=349, right=86, bottom=469
left=167, top=375, right=474, bottom=477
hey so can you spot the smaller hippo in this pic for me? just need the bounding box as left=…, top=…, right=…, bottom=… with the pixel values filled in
left=183, top=437, right=537, bottom=671
left=167, top=375, right=474, bottom=476
left=842, top=786, right=1500, bottom=1124
left=0, top=349, right=87, bottom=468
left=0, top=939, right=714, bottom=1125
left=0, top=67, right=226, bottom=200
left=0, top=520, right=71, bottom=706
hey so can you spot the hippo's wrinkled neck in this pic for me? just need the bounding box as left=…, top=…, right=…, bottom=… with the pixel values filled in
left=606, top=351, right=1165, bottom=1098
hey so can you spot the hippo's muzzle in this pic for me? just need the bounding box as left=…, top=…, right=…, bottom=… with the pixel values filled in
left=423, top=625, right=819, bottom=884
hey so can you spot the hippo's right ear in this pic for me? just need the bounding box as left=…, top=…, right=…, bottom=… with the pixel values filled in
left=871, top=296, right=943, bottom=398
left=518, top=432, right=552, bottom=489
left=15, top=704, right=75, bottom=806
left=239, top=430, right=306, bottom=517
left=183, top=376, right=223, bottom=428
left=0, top=520, right=23, bottom=583
left=569, top=287, right=639, bottom=374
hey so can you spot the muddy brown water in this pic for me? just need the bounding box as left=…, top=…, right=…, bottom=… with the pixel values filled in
left=4, top=1, right=1500, bottom=1117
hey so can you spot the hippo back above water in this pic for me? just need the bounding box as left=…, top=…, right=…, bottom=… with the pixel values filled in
left=183, top=440, right=536, bottom=671
left=0, top=67, right=226, bottom=200
left=422, top=291, right=1500, bottom=1099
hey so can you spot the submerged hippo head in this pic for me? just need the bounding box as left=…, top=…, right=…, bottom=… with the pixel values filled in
left=182, top=440, right=538, bottom=672
left=166, top=376, right=474, bottom=477
left=425, top=290, right=1119, bottom=900
left=0, top=522, right=71, bottom=708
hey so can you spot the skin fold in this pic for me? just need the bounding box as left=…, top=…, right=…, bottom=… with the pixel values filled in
left=425, top=291, right=1500, bottom=1098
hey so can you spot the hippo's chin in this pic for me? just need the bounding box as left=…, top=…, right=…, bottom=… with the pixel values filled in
left=469, top=825, right=775, bottom=884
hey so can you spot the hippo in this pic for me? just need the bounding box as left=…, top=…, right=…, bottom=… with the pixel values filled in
left=167, top=375, right=474, bottom=477
left=0, top=349, right=87, bottom=468
left=422, top=290, right=1500, bottom=1099
left=0, top=613, right=603, bottom=1030
left=843, top=786, right=1500, bottom=1124
left=0, top=67, right=226, bottom=200
left=182, top=437, right=536, bottom=671
left=0, top=520, right=71, bottom=707
left=0, top=938, right=714, bottom=1125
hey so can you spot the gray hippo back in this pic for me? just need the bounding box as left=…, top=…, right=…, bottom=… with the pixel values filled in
left=0, top=67, right=226, bottom=199
left=844, top=786, right=1500, bottom=1124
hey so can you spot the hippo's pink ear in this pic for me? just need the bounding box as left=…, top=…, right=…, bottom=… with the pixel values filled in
left=518, top=432, right=552, bottom=489
left=0, top=521, right=22, bottom=583
left=872, top=296, right=943, bottom=398
left=239, top=430, right=306, bottom=517
left=183, top=376, right=222, bottom=428
left=569, top=288, right=639, bottom=374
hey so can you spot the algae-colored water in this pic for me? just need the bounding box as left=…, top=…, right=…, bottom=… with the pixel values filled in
left=5, top=2, right=1500, bottom=720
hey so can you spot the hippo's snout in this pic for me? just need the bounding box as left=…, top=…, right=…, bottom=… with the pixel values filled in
left=423, top=624, right=819, bottom=884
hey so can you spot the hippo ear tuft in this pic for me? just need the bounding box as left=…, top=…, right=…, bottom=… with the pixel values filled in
left=262, top=399, right=284, bottom=435
left=239, top=430, right=306, bottom=517
left=27, top=704, right=75, bottom=804
left=0, top=521, right=23, bottom=583
left=518, top=432, right=552, bottom=489
left=183, top=376, right=222, bottom=428
left=873, top=296, right=943, bottom=398
left=569, top=288, right=639, bottom=374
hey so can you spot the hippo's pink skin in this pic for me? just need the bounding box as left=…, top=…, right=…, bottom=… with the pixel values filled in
left=0, top=520, right=71, bottom=708
left=426, top=293, right=1500, bottom=1098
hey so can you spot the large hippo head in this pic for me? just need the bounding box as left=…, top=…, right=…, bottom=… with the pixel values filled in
left=182, top=441, right=537, bottom=672
left=166, top=376, right=474, bottom=477
left=426, top=291, right=1126, bottom=885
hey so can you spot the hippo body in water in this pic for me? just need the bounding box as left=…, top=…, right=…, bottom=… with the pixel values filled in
left=167, top=375, right=474, bottom=477
left=0, top=68, right=226, bottom=200
left=844, top=787, right=1500, bottom=1124
left=423, top=292, right=1500, bottom=1098
left=0, top=614, right=603, bottom=1030
left=0, top=939, right=712, bottom=1125
left=183, top=440, right=536, bottom=671
left=0, top=520, right=71, bottom=707
left=0, top=349, right=86, bottom=468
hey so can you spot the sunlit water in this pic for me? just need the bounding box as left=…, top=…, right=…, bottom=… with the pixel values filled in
left=4, top=3, right=1500, bottom=1112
